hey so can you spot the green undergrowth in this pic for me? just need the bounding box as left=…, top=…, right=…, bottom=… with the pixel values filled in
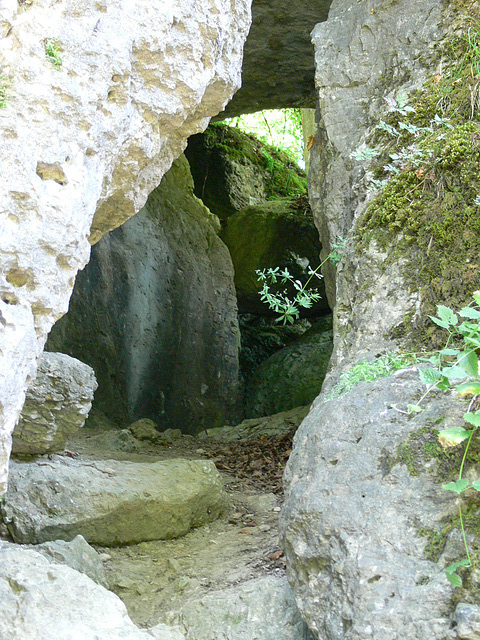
left=203, top=123, right=307, bottom=200
left=355, top=11, right=480, bottom=349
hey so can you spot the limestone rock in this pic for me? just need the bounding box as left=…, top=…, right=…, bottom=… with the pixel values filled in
left=162, top=576, right=312, bottom=640
left=185, top=124, right=307, bottom=220
left=129, top=419, right=160, bottom=442
left=198, top=405, right=309, bottom=442
left=454, top=603, right=480, bottom=640
left=0, top=0, right=251, bottom=495
left=47, top=156, right=241, bottom=433
left=308, top=0, right=448, bottom=307
left=31, top=534, right=108, bottom=588
left=220, top=199, right=328, bottom=316
left=280, top=368, right=464, bottom=639
left=246, top=315, right=333, bottom=417
left=12, top=351, right=97, bottom=455
left=219, top=0, right=332, bottom=117
left=0, top=542, right=184, bottom=640
left=2, top=457, right=228, bottom=545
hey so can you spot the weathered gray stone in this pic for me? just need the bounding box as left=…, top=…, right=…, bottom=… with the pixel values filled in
left=308, top=0, right=449, bottom=308
left=47, top=156, right=241, bottom=433
left=220, top=199, right=328, bottom=316
left=162, top=576, right=312, bottom=640
left=198, top=405, right=309, bottom=442
left=280, top=368, right=464, bottom=640
left=454, top=603, right=480, bottom=640
left=2, top=457, right=228, bottom=545
left=220, top=0, right=332, bottom=117
left=0, top=542, right=184, bottom=640
left=246, top=315, right=332, bottom=417
left=12, top=351, right=97, bottom=455
left=0, top=0, right=251, bottom=495
left=32, top=534, right=108, bottom=588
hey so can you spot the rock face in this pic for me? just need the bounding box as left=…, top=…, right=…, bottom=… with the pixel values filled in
left=0, top=0, right=251, bottom=495
left=162, top=576, right=313, bottom=640
left=185, top=123, right=307, bottom=220
left=220, top=0, right=333, bottom=117
left=47, top=155, right=241, bottom=433
left=280, top=368, right=464, bottom=640
left=221, top=200, right=328, bottom=316
left=0, top=542, right=184, bottom=640
left=32, top=534, right=109, bottom=588
left=246, top=316, right=332, bottom=417
left=12, top=351, right=97, bottom=455
left=2, top=457, right=228, bottom=545
left=308, top=0, right=447, bottom=308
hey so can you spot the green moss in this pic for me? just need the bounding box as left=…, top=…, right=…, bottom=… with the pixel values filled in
left=203, top=123, right=307, bottom=199
left=355, top=12, right=480, bottom=350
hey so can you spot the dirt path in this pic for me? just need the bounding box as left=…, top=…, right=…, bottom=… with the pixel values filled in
left=65, top=418, right=292, bottom=628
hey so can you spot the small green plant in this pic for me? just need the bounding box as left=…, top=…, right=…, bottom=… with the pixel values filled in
left=410, top=293, right=480, bottom=586
left=256, top=238, right=345, bottom=324
left=326, top=352, right=420, bottom=400
left=44, top=38, right=62, bottom=71
left=0, top=75, right=11, bottom=108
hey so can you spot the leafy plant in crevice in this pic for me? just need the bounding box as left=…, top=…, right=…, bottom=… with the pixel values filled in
left=407, top=293, right=480, bottom=586
left=325, top=352, right=421, bottom=401
left=256, top=237, right=345, bottom=325
left=44, top=38, right=62, bottom=71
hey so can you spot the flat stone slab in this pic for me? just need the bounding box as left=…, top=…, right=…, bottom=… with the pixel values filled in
left=1, top=457, right=227, bottom=545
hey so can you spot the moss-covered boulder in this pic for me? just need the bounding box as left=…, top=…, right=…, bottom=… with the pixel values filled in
left=246, top=315, right=333, bottom=417
left=220, top=198, right=329, bottom=316
left=185, top=123, right=307, bottom=220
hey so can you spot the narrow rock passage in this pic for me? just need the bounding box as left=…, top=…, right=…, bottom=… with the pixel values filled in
left=64, top=413, right=300, bottom=629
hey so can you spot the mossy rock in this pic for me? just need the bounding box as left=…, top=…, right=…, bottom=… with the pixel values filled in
left=354, top=13, right=480, bottom=350
left=185, top=123, right=307, bottom=220
left=220, top=199, right=329, bottom=316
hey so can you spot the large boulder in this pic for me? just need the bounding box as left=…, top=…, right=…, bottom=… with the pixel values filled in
left=246, top=315, right=332, bottom=417
left=221, top=199, right=328, bottom=316
left=0, top=542, right=184, bottom=640
left=280, top=368, right=465, bottom=639
left=1, top=457, right=228, bottom=545
left=185, top=123, right=307, bottom=220
left=162, top=576, right=312, bottom=640
left=47, top=156, right=241, bottom=433
left=12, top=351, right=97, bottom=455
left=0, top=0, right=251, bottom=496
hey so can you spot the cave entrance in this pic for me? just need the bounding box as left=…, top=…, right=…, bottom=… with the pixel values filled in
left=46, top=108, right=332, bottom=435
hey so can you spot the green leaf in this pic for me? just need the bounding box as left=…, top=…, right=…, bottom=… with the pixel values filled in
left=464, top=411, right=480, bottom=428
left=445, top=559, right=470, bottom=587
left=419, top=367, right=443, bottom=385
left=443, top=479, right=470, bottom=494
left=459, top=350, right=478, bottom=378
left=457, top=381, right=480, bottom=397
left=441, top=365, right=469, bottom=380
left=436, top=305, right=458, bottom=326
left=407, top=404, right=423, bottom=414
left=429, top=316, right=450, bottom=330
left=471, top=481, right=480, bottom=491
left=459, top=307, right=480, bottom=320
left=439, top=427, right=473, bottom=448
left=446, top=571, right=463, bottom=587
left=439, top=348, right=460, bottom=357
